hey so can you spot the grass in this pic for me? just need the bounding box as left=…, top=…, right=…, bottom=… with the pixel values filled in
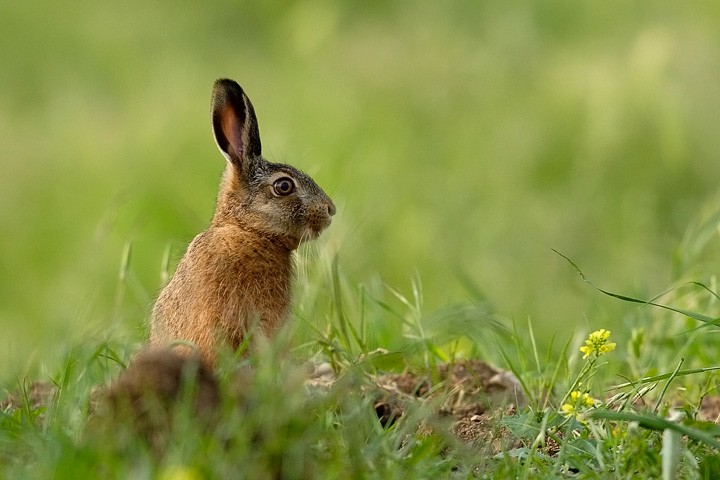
left=4, top=1, right=720, bottom=477
left=3, top=203, right=720, bottom=478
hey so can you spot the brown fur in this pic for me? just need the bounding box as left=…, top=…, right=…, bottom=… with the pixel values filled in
left=150, top=79, right=334, bottom=366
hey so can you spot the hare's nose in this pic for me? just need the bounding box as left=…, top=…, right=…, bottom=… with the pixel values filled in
left=327, top=200, right=336, bottom=217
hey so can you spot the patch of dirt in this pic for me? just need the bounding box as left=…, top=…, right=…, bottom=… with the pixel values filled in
left=364, top=359, right=525, bottom=450
left=0, top=380, right=56, bottom=412
left=699, top=395, right=720, bottom=423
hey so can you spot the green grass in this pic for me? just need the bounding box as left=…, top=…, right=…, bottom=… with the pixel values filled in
left=3, top=217, right=720, bottom=478
left=4, top=1, right=720, bottom=477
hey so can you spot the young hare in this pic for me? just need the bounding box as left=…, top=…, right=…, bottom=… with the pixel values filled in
left=150, top=79, right=335, bottom=366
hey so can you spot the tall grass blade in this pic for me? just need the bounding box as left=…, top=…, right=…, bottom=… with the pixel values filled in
left=610, top=365, right=720, bottom=390
left=653, top=358, right=684, bottom=413
left=588, top=410, right=720, bottom=450
left=330, top=256, right=365, bottom=353
left=554, top=249, right=718, bottom=323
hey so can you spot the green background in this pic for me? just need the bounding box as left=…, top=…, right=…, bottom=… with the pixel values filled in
left=2, top=1, right=720, bottom=382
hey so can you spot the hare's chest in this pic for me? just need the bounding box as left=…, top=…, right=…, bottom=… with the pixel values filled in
left=219, top=255, right=291, bottom=316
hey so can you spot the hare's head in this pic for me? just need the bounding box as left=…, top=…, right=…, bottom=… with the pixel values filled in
left=210, top=79, right=335, bottom=249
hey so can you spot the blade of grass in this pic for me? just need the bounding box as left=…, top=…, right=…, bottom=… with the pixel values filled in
left=610, top=365, right=720, bottom=390
left=653, top=358, right=684, bottom=413
left=544, top=336, right=572, bottom=410
left=553, top=249, right=718, bottom=323
left=497, top=343, right=531, bottom=405
left=527, top=317, right=541, bottom=376
left=588, top=410, right=720, bottom=450
left=330, top=256, right=365, bottom=353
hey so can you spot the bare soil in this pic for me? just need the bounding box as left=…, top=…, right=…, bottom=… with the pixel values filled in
left=364, top=359, right=525, bottom=450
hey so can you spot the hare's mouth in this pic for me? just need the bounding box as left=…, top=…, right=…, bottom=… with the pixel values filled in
left=303, top=227, right=322, bottom=241
left=301, top=222, right=330, bottom=243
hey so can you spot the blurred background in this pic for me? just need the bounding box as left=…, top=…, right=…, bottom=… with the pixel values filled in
left=2, top=1, right=720, bottom=382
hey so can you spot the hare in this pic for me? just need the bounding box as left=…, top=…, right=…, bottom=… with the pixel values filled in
left=150, top=79, right=335, bottom=366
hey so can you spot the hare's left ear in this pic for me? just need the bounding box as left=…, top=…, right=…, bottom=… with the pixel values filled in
left=211, top=79, right=262, bottom=168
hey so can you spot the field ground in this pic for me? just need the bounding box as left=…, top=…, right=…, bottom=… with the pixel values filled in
left=3, top=250, right=720, bottom=477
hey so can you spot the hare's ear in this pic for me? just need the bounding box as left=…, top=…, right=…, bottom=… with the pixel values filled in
left=211, top=79, right=262, bottom=167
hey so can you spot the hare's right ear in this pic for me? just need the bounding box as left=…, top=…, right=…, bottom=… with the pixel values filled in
left=211, top=79, right=262, bottom=169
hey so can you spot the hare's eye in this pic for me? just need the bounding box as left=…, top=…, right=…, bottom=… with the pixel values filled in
left=272, top=177, right=296, bottom=196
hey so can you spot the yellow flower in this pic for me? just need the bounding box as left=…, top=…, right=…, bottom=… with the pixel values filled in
left=560, top=403, right=576, bottom=417
left=570, top=390, right=595, bottom=407
left=561, top=390, right=597, bottom=419
left=579, top=329, right=616, bottom=359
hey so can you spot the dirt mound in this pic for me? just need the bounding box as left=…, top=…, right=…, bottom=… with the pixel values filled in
left=366, top=359, right=524, bottom=448
left=1, top=380, right=56, bottom=412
